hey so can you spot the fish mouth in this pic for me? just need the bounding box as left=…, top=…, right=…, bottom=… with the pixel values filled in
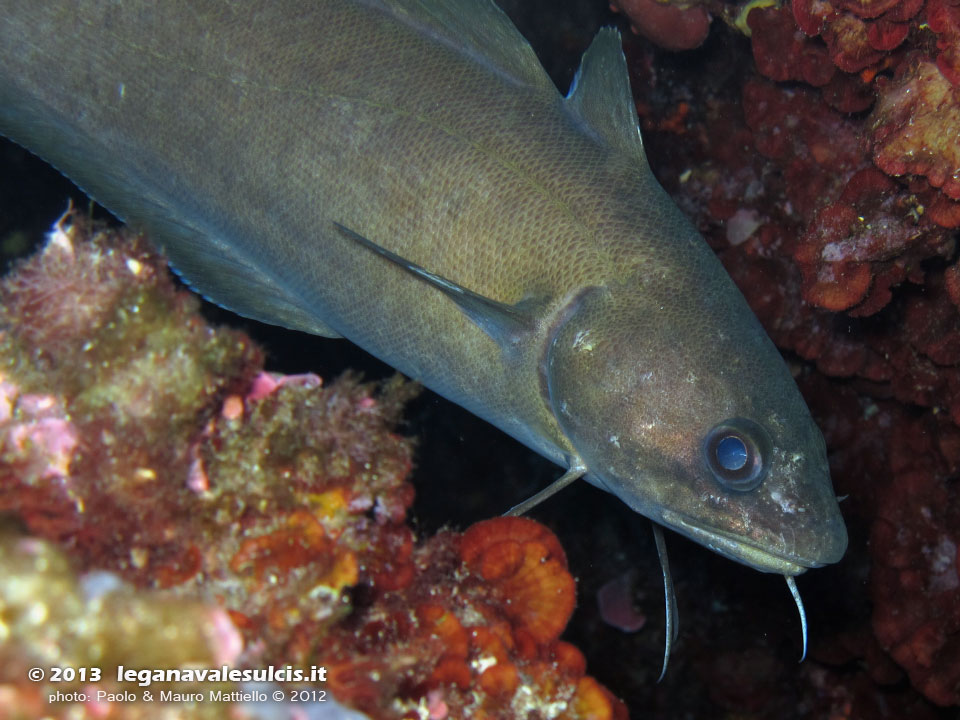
left=660, top=508, right=823, bottom=576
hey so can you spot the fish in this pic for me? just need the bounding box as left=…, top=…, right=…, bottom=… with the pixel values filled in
left=0, top=0, right=847, bottom=674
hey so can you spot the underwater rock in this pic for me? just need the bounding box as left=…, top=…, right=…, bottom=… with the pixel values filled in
left=621, top=0, right=960, bottom=710
left=0, top=215, right=625, bottom=719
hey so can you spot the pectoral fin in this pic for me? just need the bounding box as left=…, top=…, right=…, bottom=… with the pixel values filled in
left=334, top=222, right=544, bottom=351
left=503, top=462, right=587, bottom=517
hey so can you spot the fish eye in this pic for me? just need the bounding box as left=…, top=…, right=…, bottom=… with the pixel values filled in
left=703, top=418, right=771, bottom=491
left=716, top=436, right=747, bottom=471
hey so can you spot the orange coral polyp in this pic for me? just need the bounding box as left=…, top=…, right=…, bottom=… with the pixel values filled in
left=154, top=544, right=202, bottom=588
left=417, top=604, right=470, bottom=659
left=475, top=539, right=524, bottom=580
left=229, top=510, right=332, bottom=582
left=324, top=549, right=359, bottom=589
left=469, top=625, right=514, bottom=661
left=477, top=662, right=519, bottom=698
left=551, top=641, right=588, bottom=678
left=460, top=517, right=577, bottom=645
left=569, top=675, right=627, bottom=720
left=461, top=516, right=567, bottom=568
left=429, top=656, right=472, bottom=689
left=310, top=487, right=351, bottom=520
left=502, top=541, right=577, bottom=644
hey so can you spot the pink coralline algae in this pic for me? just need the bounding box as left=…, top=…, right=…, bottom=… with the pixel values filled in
left=749, top=1, right=960, bottom=239
left=791, top=0, right=923, bottom=72
left=596, top=572, right=646, bottom=633
left=609, top=0, right=712, bottom=50
left=868, top=414, right=960, bottom=707
left=0, top=216, right=624, bottom=719
left=721, top=72, right=955, bottom=315
left=927, top=0, right=960, bottom=85
left=649, top=0, right=960, bottom=323
left=748, top=5, right=839, bottom=88
left=793, top=166, right=953, bottom=314
left=870, top=58, right=960, bottom=202
left=610, top=0, right=960, bottom=316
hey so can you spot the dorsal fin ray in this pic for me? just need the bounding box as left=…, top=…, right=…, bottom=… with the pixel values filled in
left=364, top=0, right=555, bottom=92
left=334, top=222, right=542, bottom=351
left=565, top=28, right=647, bottom=167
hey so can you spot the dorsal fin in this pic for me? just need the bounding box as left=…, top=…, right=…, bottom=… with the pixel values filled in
left=364, top=0, right=555, bottom=91
left=334, top=222, right=542, bottom=351
left=565, top=28, right=647, bottom=167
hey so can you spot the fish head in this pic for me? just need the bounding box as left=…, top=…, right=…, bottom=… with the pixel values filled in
left=545, top=282, right=847, bottom=575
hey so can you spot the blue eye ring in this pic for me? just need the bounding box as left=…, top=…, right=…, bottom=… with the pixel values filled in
left=703, top=418, right=771, bottom=491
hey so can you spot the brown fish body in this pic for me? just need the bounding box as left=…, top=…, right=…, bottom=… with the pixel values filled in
left=0, top=0, right=846, bottom=575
